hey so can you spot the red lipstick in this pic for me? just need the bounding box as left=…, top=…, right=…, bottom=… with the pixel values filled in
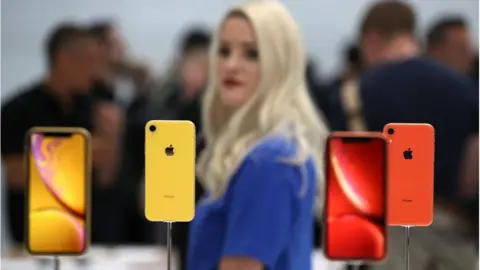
left=223, top=78, right=241, bottom=88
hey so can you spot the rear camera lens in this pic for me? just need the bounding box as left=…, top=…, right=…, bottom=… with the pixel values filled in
left=149, top=125, right=156, bottom=132
left=387, top=128, right=394, bottom=135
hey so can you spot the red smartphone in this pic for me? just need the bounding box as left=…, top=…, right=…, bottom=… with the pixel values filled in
left=324, top=131, right=387, bottom=262
left=383, top=123, right=434, bottom=226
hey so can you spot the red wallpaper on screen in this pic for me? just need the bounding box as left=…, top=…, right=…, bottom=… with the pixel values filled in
left=325, top=137, right=386, bottom=261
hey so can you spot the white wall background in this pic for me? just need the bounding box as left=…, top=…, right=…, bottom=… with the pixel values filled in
left=0, top=0, right=478, bottom=246
left=1, top=0, right=478, bottom=101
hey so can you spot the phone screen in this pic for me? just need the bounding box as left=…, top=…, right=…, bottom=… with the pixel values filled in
left=325, top=136, right=387, bottom=261
left=27, top=131, right=89, bottom=255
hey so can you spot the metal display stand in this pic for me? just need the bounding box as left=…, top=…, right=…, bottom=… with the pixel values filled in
left=347, top=261, right=363, bottom=270
left=354, top=261, right=363, bottom=270
left=404, top=226, right=411, bottom=270
left=53, top=256, right=60, bottom=270
left=166, top=222, right=173, bottom=270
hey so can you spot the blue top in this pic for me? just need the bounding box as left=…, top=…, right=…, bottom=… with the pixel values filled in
left=187, top=136, right=317, bottom=270
left=360, top=58, right=478, bottom=197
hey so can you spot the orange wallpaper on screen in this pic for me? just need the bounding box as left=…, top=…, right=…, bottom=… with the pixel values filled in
left=28, top=133, right=87, bottom=254
left=325, top=137, right=386, bottom=261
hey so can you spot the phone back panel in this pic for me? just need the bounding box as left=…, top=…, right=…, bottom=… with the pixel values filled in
left=383, top=123, right=435, bottom=226
left=26, top=127, right=91, bottom=255
left=145, top=120, right=195, bottom=222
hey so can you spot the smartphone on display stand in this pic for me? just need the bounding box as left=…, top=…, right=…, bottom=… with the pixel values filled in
left=324, top=132, right=388, bottom=263
left=144, top=120, right=196, bottom=222
left=26, top=127, right=91, bottom=256
left=383, top=123, right=435, bottom=227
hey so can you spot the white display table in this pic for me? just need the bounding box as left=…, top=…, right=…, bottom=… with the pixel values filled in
left=1, top=246, right=345, bottom=270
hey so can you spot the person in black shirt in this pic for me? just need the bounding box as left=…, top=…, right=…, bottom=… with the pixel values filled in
left=357, top=2, right=478, bottom=267
left=359, top=0, right=478, bottom=200
left=89, top=21, right=158, bottom=244
left=1, top=23, right=123, bottom=244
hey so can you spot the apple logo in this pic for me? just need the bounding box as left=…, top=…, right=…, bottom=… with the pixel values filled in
left=165, top=145, right=175, bottom=156
left=403, top=148, right=413, bottom=160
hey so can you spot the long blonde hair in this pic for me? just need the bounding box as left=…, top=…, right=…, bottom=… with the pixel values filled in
left=197, top=0, right=329, bottom=214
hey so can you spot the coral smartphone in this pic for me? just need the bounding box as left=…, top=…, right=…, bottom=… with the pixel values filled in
left=26, top=127, right=91, bottom=255
left=144, top=120, right=195, bottom=222
left=383, top=123, right=435, bottom=226
left=324, top=131, right=387, bottom=262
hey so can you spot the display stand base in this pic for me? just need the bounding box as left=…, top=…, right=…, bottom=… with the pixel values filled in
left=53, top=256, right=60, bottom=270
left=347, top=261, right=364, bottom=270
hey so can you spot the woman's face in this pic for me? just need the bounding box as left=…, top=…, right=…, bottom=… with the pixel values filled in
left=217, top=16, right=260, bottom=109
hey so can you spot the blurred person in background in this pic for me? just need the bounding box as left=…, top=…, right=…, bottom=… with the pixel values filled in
left=332, top=45, right=363, bottom=88
left=89, top=20, right=151, bottom=103
left=306, top=59, right=323, bottom=89
left=359, top=0, right=478, bottom=203
left=306, top=58, right=329, bottom=117
left=318, top=45, right=366, bottom=270
left=87, top=21, right=125, bottom=208
left=188, top=1, right=329, bottom=270
left=149, top=27, right=211, bottom=269
left=308, top=43, right=364, bottom=260
left=426, top=16, right=474, bottom=76
left=459, top=51, right=479, bottom=257
left=90, top=20, right=155, bottom=244
left=470, top=53, right=478, bottom=88
left=134, top=27, right=212, bottom=257
left=359, top=1, right=419, bottom=69
left=89, top=21, right=124, bottom=102
left=357, top=1, right=478, bottom=268
left=147, top=27, right=210, bottom=123
left=1, top=24, right=123, bottom=245
left=319, top=44, right=364, bottom=132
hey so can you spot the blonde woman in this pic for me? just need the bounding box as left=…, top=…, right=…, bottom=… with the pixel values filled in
left=187, top=1, right=329, bottom=270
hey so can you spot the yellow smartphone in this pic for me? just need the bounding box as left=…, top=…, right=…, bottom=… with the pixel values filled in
left=25, top=127, right=91, bottom=255
left=144, top=120, right=196, bottom=222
